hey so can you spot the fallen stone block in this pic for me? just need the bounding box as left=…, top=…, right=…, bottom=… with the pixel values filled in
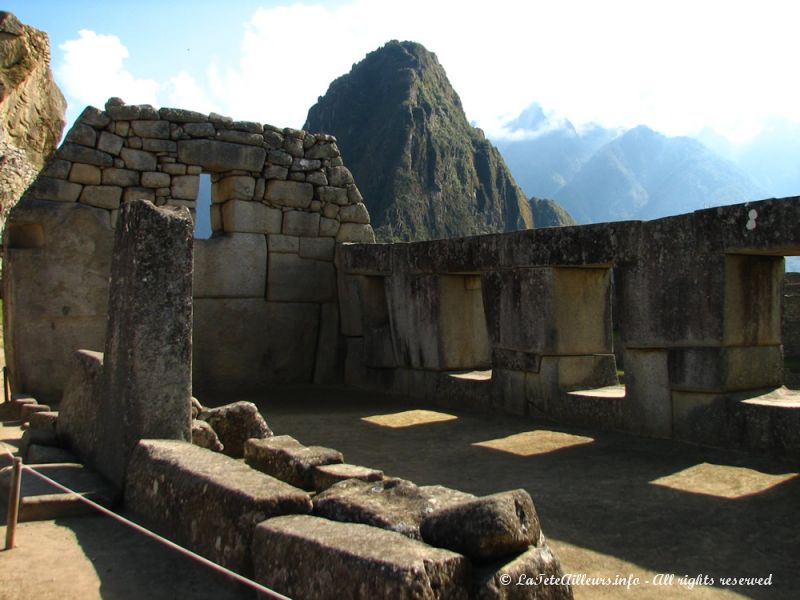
left=29, top=411, right=59, bottom=433
left=420, top=489, right=540, bottom=561
left=10, top=395, right=37, bottom=420
left=313, top=477, right=475, bottom=540
left=191, top=419, right=223, bottom=452
left=26, top=444, right=79, bottom=465
left=197, top=401, right=273, bottom=458
left=253, top=514, right=470, bottom=600
left=473, top=542, right=574, bottom=600
left=19, top=429, right=59, bottom=462
left=313, top=463, right=384, bottom=493
left=20, top=404, right=52, bottom=424
left=245, top=437, right=343, bottom=490
left=125, top=440, right=312, bottom=574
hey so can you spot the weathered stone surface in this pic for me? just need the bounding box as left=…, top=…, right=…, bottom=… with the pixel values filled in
left=125, top=440, right=311, bottom=574
left=221, top=199, right=281, bottom=234
left=268, top=253, right=335, bottom=302
left=98, top=200, right=193, bottom=487
left=339, top=202, right=370, bottom=224
left=97, top=131, right=124, bottom=155
left=327, top=165, right=354, bottom=186
left=191, top=419, right=223, bottom=452
left=337, top=222, right=376, bottom=243
left=313, top=478, right=475, bottom=540
left=253, top=515, right=470, bottom=600
left=26, top=444, right=78, bottom=465
left=267, top=234, right=299, bottom=253
left=142, top=138, right=176, bottom=153
left=193, top=233, right=266, bottom=297
left=76, top=106, right=109, bottom=129
left=19, top=429, right=59, bottom=462
left=193, top=299, right=320, bottom=395
left=183, top=122, right=215, bottom=137
left=68, top=163, right=101, bottom=185
left=313, top=463, right=384, bottom=492
left=120, top=147, right=157, bottom=171
left=305, top=142, right=340, bottom=160
left=65, top=123, right=96, bottom=147
left=299, top=237, right=335, bottom=261
left=213, top=175, right=256, bottom=201
left=473, top=542, right=574, bottom=600
left=79, top=185, right=121, bottom=210
left=29, top=411, right=59, bottom=433
left=245, top=437, right=343, bottom=489
left=20, top=403, right=51, bottom=423
left=170, top=175, right=199, bottom=199
left=140, top=171, right=170, bottom=188
left=319, top=216, right=340, bottom=237
left=177, top=139, right=266, bottom=172
left=25, top=176, right=82, bottom=202
left=57, top=143, right=113, bottom=167
left=159, top=107, right=208, bottom=122
left=131, top=119, right=170, bottom=139
left=265, top=180, right=313, bottom=209
left=317, top=185, right=348, bottom=205
left=282, top=210, right=319, bottom=236
left=198, top=401, right=273, bottom=458
left=420, top=489, right=540, bottom=561
left=102, top=167, right=139, bottom=187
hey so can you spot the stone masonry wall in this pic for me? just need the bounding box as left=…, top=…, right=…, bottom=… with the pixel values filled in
left=4, top=98, right=375, bottom=401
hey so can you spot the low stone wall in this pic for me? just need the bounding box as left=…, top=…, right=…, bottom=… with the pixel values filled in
left=4, top=98, right=375, bottom=400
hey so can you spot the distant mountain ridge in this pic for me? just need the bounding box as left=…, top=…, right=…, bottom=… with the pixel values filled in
left=495, top=104, right=767, bottom=224
left=305, top=40, right=533, bottom=242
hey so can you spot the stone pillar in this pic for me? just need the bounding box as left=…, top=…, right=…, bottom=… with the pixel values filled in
left=98, top=199, right=193, bottom=487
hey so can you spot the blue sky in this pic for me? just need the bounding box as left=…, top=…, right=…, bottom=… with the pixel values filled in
left=7, top=0, right=800, bottom=145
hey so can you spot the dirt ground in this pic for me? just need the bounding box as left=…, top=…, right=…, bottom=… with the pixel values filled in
left=2, top=384, right=799, bottom=599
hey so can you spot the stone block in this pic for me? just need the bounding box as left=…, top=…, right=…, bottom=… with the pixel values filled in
left=26, top=444, right=79, bottom=465
left=102, top=168, right=139, bottom=187
left=131, top=120, right=170, bottom=139
left=65, top=123, right=97, bottom=146
left=77, top=106, right=110, bottom=128
left=141, top=171, right=171, bottom=188
left=68, top=163, right=101, bottom=185
left=282, top=211, right=319, bottom=236
left=313, top=478, right=475, bottom=540
left=623, top=349, right=672, bottom=437
left=29, top=411, right=59, bottom=433
left=143, top=139, right=177, bottom=152
left=245, top=437, right=343, bottom=490
left=253, top=515, right=470, bottom=600
left=313, top=303, right=344, bottom=385
left=97, top=131, right=124, bottom=155
left=3, top=202, right=113, bottom=403
left=317, top=185, right=348, bottom=205
left=336, top=223, right=376, bottom=243
left=217, top=130, right=264, bottom=146
left=193, top=300, right=320, bottom=395
left=339, top=203, right=370, bottom=224
left=327, top=165, right=354, bottom=186
left=267, top=234, right=299, bottom=253
left=79, top=185, right=122, bottom=210
left=307, top=171, right=328, bottom=186
left=123, top=186, right=155, bottom=203
left=177, top=139, right=266, bottom=172
left=191, top=419, right=223, bottom=452
left=473, top=543, right=573, bottom=600
left=159, top=107, right=209, bottom=122
left=319, top=217, right=340, bottom=237
left=193, top=233, right=267, bottom=297
left=183, top=122, right=215, bottom=137
left=306, top=141, right=340, bottom=160
left=42, top=159, right=72, bottom=179
left=299, top=237, right=335, bottom=261
left=197, top=401, right=273, bottom=458
left=98, top=200, right=193, bottom=487
left=125, top=440, right=312, bottom=575
left=213, top=175, right=256, bottom=201
left=264, top=165, right=289, bottom=180
left=171, top=175, right=199, bottom=200
left=291, top=158, right=321, bottom=172
left=58, top=143, right=113, bottom=167
left=268, top=253, right=335, bottom=302
left=27, top=176, right=82, bottom=202
left=120, top=147, right=157, bottom=171
left=265, top=180, right=313, bottom=208
left=20, top=403, right=51, bottom=423
left=161, top=163, right=187, bottom=175
left=313, top=463, right=384, bottom=493
left=723, top=255, right=783, bottom=345
left=220, top=200, right=282, bottom=234
left=420, top=489, right=540, bottom=561
left=668, top=345, right=783, bottom=392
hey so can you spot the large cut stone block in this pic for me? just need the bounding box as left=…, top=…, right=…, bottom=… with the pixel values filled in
left=268, top=253, right=335, bottom=302
left=222, top=200, right=281, bottom=234
left=197, top=401, right=273, bottom=458
left=623, top=349, right=672, bottom=437
left=482, top=266, right=612, bottom=356
left=253, top=515, right=470, bottom=600
left=723, top=255, right=783, bottom=345
left=193, top=299, right=320, bottom=394
left=125, top=440, right=312, bottom=575
left=265, top=180, right=313, bottom=208
left=26, top=176, right=82, bottom=202
left=420, top=489, right=540, bottom=561
left=98, top=200, right=194, bottom=487
left=473, top=543, right=574, bottom=600
left=177, top=139, right=266, bottom=172
left=56, top=350, right=105, bottom=466
left=193, top=233, right=267, bottom=298
left=313, top=478, right=474, bottom=540
left=245, top=437, right=343, bottom=490
left=3, top=201, right=113, bottom=403
left=212, top=175, right=256, bottom=201
left=668, top=345, right=783, bottom=392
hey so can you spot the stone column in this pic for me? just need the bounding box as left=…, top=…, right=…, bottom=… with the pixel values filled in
left=98, top=199, right=193, bottom=487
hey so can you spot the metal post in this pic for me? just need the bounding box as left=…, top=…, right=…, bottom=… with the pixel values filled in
left=4, top=457, right=22, bottom=550
left=3, top=366, right=8, bottom=404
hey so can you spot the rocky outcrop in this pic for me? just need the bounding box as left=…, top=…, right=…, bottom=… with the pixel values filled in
left=530, top=197, right=577, bottom=228
left=305, top=40, right=533, bottom=242
left=0, top=12, right=66, bottom=227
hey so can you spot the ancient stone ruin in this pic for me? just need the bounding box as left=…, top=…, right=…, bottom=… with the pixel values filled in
left=4, top=98, right=800, bottom=598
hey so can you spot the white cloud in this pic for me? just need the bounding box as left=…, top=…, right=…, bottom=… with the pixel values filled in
left=58, top=30, right=159, bottom=108
left=54, top=1, right=800, bottom=145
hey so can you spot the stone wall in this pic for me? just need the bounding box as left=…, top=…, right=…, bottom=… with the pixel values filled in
left=3, top=98, right=375, bottom=401
left=337, top=197, right=800, bottom=457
